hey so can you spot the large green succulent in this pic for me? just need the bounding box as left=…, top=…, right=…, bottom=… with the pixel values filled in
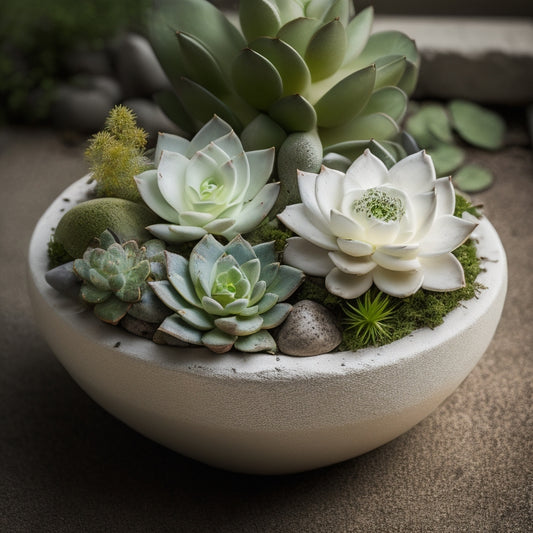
left=147, top=0, right=419, bottom=205
left=73, top=230, right=152, bottom=324
left=150, top=234, right=304, bottom=353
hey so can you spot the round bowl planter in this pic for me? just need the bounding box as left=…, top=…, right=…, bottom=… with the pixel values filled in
left=27, top=177, right=507, bottom=475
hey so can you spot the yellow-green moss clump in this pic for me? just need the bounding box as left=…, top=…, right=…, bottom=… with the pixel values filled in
left=85, top=105, right=149, bottom=202
left=53, top=197, right=161, bottom=258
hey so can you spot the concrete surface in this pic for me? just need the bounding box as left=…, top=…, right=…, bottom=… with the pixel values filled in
left=0, top=123, right=531, bottom=531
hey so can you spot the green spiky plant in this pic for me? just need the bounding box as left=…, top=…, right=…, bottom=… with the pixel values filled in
left=85, top=105, right=150, bottom=202
left=146, top=0, right=420, bottom=209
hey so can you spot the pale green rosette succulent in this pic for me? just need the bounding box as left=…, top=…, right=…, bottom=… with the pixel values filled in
left=150, top=234, right=304, bottom=353
left=135, top=116, right=279, bottom=244
left=147, top=0, right=419, bottom=159
left=73, top=230, right=151, bottom=324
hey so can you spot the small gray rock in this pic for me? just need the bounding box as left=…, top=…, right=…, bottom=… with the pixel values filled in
left=63, top=48, right=114, bottom=77
left=120, top=314, right=159, bottom=340
left=277, top=300, right=342, bottom=357
left=51, top=75, right=122, bottom=132
left=45, top=261, right=81, bottom=299
left=113, top=33, right=171, bottom=98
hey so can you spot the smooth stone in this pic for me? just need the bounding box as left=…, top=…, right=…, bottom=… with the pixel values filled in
left=113, top=33, right=171, bottom=98
left=44, top=261, right=81, bottom=299
left=51, top=76, right=121, bottom=132
left=277, top=300, right=342, bottom=356
left=120, top=314, right=159, bottom=340
left=122, top=98, right=183, bottom=147
left=152, top=329, right=189, bottom=347
left=63, top=48, right=114, bottom=77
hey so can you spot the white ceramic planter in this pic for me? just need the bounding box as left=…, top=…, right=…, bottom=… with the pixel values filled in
left=28, top=178, right=507, bottom=474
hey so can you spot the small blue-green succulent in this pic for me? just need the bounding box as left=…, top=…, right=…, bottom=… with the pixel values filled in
left=72, top=230, right=164, bottom=325
left=135, top=116, right=279, bottom=244
left=150, top=234, right=304, bottom=353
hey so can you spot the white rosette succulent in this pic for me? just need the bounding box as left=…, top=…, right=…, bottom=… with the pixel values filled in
left=278, top=150, right=478, bottom=299
left=135, top=116, right=279, bottom=243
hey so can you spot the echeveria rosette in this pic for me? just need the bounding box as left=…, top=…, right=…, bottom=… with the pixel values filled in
left=135, top=116, right=279, bottom=244
left=73, top=230, right=151, bottom=324
left=150, top=234, right=304, bottom=353
left=277, top=150, right=478, bottom=299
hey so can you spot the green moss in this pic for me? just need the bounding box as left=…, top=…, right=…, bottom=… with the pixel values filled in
left=244, top=219, right=293, bottom=255
left=47, top=235, right=73, bottom=268
left=339, top=237, right=483, bottom=352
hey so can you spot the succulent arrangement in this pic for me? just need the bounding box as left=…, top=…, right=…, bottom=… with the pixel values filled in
left=45, top=0, right=486, bottom=357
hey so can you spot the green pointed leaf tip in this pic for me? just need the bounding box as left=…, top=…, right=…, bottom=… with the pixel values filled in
left=449, top=99, right=505, bottom=150
left=239, top=0, right=281, bottom=42
left=305, top=18, right=347, bottom=82
left=269, top=94, right=317, bottom=132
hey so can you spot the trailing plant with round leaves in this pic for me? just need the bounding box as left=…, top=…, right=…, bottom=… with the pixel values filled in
left=150, top=234, right=304, bottom=353
left=135, top=115, right=279, bottom=244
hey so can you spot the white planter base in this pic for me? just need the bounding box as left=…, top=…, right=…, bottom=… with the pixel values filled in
left=27, top=178, right=507, bottom=474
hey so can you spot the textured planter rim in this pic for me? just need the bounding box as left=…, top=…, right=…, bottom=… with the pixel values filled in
left=27, top=177, right=508, bottom=475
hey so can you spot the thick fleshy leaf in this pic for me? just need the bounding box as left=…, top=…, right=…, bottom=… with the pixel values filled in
left=226, top=183, right=280, bottom=237
left=315, top=166, right=344, bottom=222
left=314, top=65, right=376, bottom=128
left=374, top=55, right=406, bottom=90
left=320, top=112, right=400, bottom=147
left=342, top=6, right=374, bottom=66
left=397, top=60, right=419, bottom=96
left=367, top=139, right=397, bottom=169
left=265, top=265, right=304, bottom=301
left=405, top=103, right=453, bottom=148
left=187, top=115, right=233, bottom=156
left=178, top=211, right=214, bottom=227
left=147, top=224, right=207, bottom=243
left=336, top=237, right=373, bottom=256
left=250, top=37, right=311, bottom=96
left=325, top=268, right=373, bottom=299
left=277, top=17, right=321, bottom=56
left=155, top=132, right=190, bottom=163
left=150, top=280, right=192, bottom=313
left=321, top=152, right=352, bottom=172
left=189, top=234, right=226, bottom=296
left=282, top=237, right=333, bottom=276
left=269, top=94, right=317, bottom=132
left=153, top=90, right=197, bottom=136
left=224, top=299, right=252, bottom=316
left=157, top=150, right=189, bottom=213
left=240, top=114, right=287, bottom=152
left=388, top=151, right=435, bottom=195
left=252, top=241, right=277, bottom=270
left=260, top=302, right=292, bottom=329
left=323, top=140, right=370, bottom=160
left=240, top=258, right=261, bottom=289
left=94, top=297, right=131, bottom=325
left=329, top=211, right=366, bottom=241
left=202, top=218, right=237, bottom=235
left=176, top=77, right=242, bottom=131
left=277, top=203, right=337, bottom=250
left=159, top=314, right=203, bottom=345
left=239, top=0, right=281, bottom=42
left=418, top=215, right=478, bottom=256
left=372, top=250, right=421, bottom=272
left=214, top=315, right=264, bottom=336
left=80, top=283, right=109, bottom=304
left=234, top=330, right=277, bottom=353
left=135, top=170, right=182, bottom=224
left=344, top=148, right=388, bottom=190
left=224, top=234, right=256, bottom=265
left=305, top=18, right=347, bottom=82
left=373, top=266, right=424, bottom=297
left=297, top=171, right=330, bottom=233
left=362, top=86, right=407, bottom=123
left=166, top=255, right=201, bottom=308
left=89, top=269, right=110, bottom=291
left=328, top=251, right=376, bottom=275
left=434, top=177, right=455, bottom=217
left=177, top=31, right=227, bottom=95
left=201, top=296, right=226, bottom=316
left=256, top=292, right=279, bottom=314
left=232, top=49, right=283, bottom=111
left=420, top=253, right=465, bottom=291
left=202, top=328, right=237, bottom=353
left=245, top=147, right=276, bottom=201
left=248, top=280, right=267, bottom=306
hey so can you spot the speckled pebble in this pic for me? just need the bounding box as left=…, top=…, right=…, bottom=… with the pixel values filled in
left=277, top=300, right=342, bottom=356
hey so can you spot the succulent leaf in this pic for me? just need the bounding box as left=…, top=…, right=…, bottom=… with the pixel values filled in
left=362, top=86, right=407, bottom=122
left=239, top=0, right=282, bottom=42
left=234, top=330, right=277, bottom=353
left=153, top=235, right=303, bottom=353
left=314, top=65, right=376, bottom=127
left=343, top=6, right=374, bottom=66
left=374, top=55, right=407, bottom=90
left=159, top=314, right=204, bottom=345
left=276, top=17, right=321, bottom=56
left=232, top=48, right=283, bottom=111
left=453, top=164, right=494, bottom=193
left=305, top=18, right=347, bottom=81
left=249, top=37, right=311, bottom=96
left=240, top=114, right=287, bottom=151
left=269, top=94, right=317, bottom=132
left=94, top=297, right=131, bottom=325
